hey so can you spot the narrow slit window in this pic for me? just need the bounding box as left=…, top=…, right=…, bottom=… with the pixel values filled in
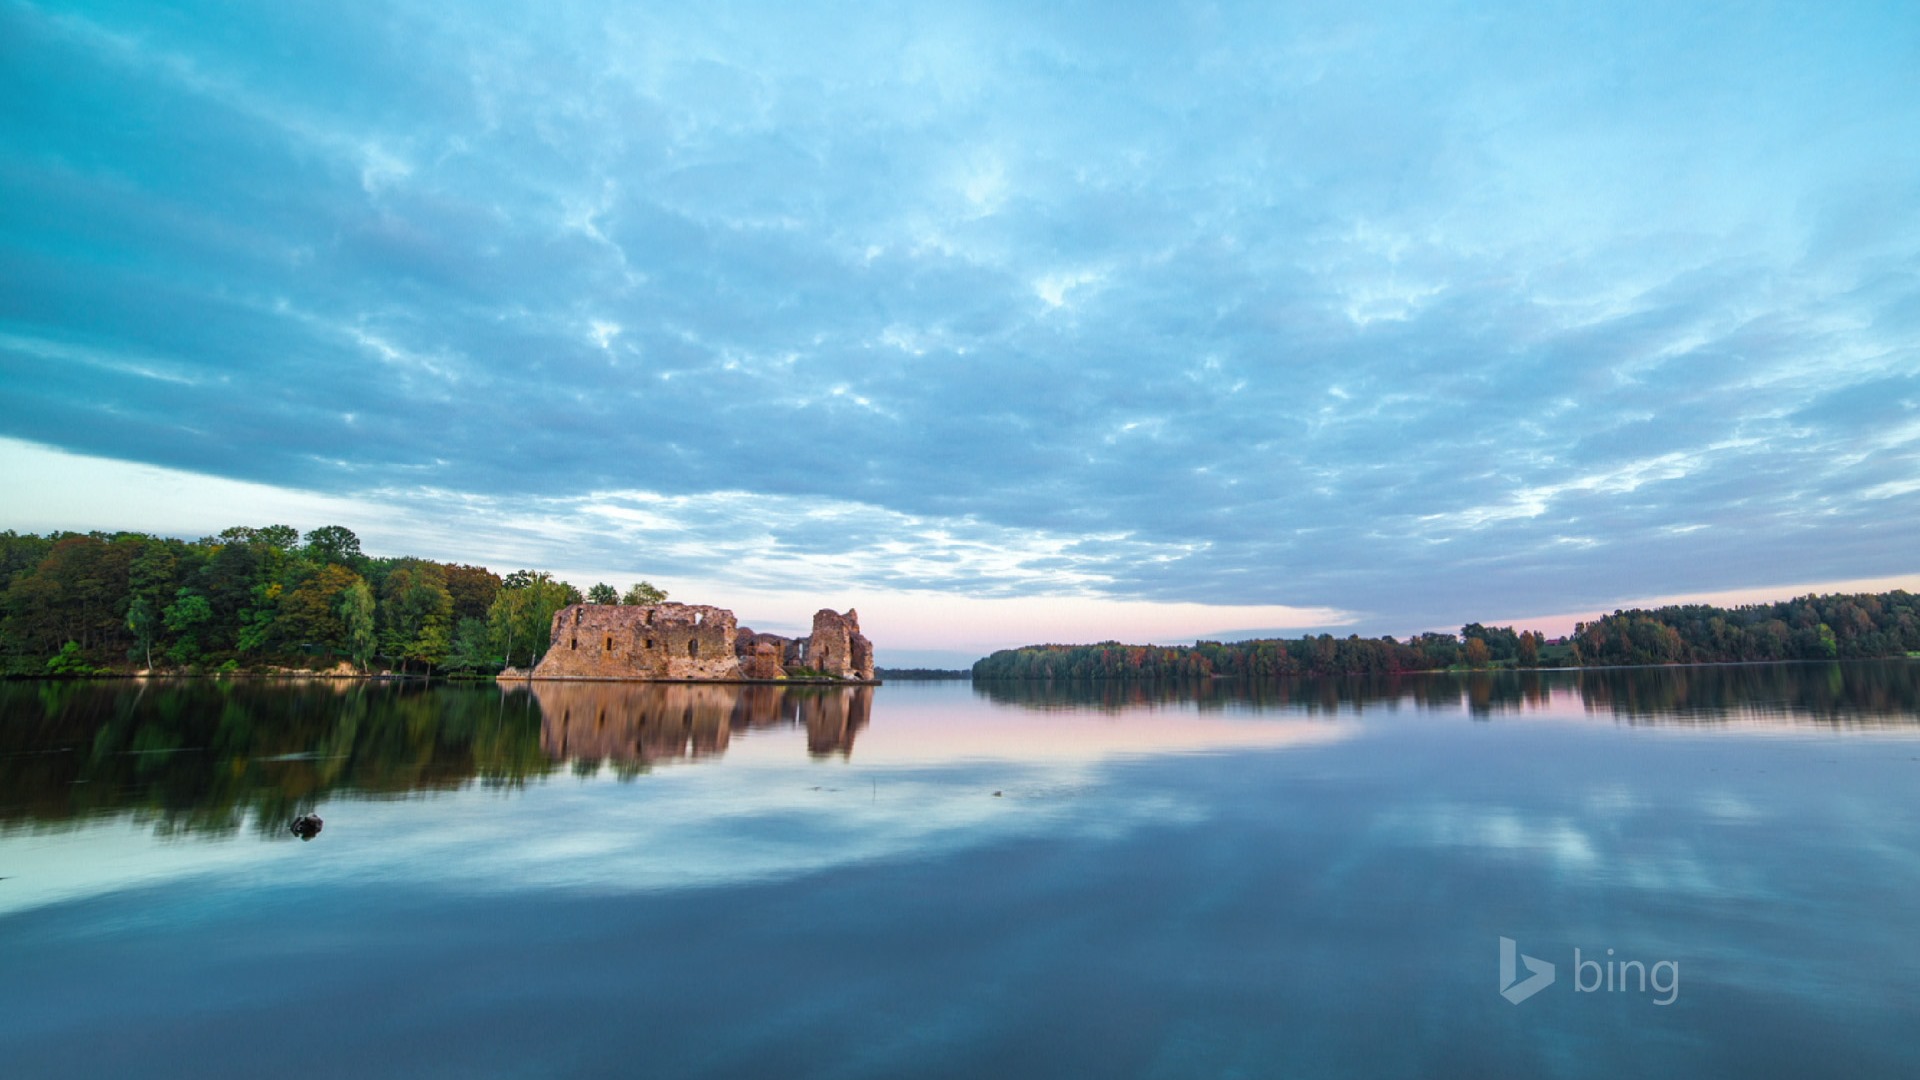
left=570, top=637, right=577, bottom=650
left=688, top=639, right=698, bottom=659
left=605, top=635, right=613, bottom=652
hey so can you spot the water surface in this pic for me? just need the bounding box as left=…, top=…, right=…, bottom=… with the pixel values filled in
left=2, top=665, right=1917, bottom=1077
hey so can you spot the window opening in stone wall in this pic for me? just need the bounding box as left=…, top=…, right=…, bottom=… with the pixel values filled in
left=688, top=639, right=699, bottom=659
left=570, top=637, right=577, bottom=650
left=605, top=635, right=613, bottom=652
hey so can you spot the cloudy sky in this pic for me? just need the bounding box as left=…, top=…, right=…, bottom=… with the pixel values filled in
left=2, top=1, right=1916, bottom=665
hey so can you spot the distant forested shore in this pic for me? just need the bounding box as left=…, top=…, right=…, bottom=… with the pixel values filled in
left=973, top=591, right=1920, bottom=679
left=0, top=525, right=660, bottom=678
left=4, top=525, right=1914, bottom=683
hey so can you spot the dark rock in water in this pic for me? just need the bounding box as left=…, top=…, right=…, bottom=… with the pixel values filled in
left=290, top=814, right=324, bottom=840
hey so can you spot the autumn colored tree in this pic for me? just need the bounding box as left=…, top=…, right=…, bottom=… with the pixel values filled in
left=443, top=563, right=502, bottom=622
left=1517, top=631, right=1540, bottom=668
left=277, top=564, right=365, bottom=651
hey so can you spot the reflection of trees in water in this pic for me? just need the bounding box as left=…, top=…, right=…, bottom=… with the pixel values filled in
left=0, top=680, right=553, bottom=838
left=1571, top=662, right=1920, bottom=724
left=973, top=662, right=1920, bottom=725
left=527, top=682, right=872, bottom=768
left=973, top=675, right=1527, bottom=715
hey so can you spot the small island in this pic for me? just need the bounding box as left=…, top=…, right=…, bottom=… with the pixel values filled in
left=504, top=603, right=877, bottom=684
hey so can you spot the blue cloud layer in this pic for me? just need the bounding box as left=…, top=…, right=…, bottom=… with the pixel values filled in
left=3, top=0, right=1916, bottom=629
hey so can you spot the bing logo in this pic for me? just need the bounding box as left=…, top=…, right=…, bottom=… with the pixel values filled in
left=1499, top=936, right=1556, bottom=1004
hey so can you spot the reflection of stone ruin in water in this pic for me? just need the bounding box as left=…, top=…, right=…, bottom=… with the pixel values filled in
left=524, top=603, right=876, bottom=682
left=528, top=681, right=873, bottom=766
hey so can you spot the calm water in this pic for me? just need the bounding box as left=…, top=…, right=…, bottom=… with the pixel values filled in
left=2, top=665, right=1918, bottom=1078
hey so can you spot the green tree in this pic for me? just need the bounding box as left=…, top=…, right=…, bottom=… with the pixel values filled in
left=444, top=617, right=495, bottom=673
left=587, top=582, right=619, bottom=605
left=339, top=579, right=377, bottom=673
left=45, top=640, right=96, bottom=675
left=487, top=570, right=579, bottom=669
left=621, top=581, right=667, bottom=605
left=302, top=525, right=363, bottom=566
left=1815, top=622, right=1838, bottom=659
left=378, top=560, right=453, bottom=675
left=218, top=524, right=300, bottom=551
left=235, top=580, right=285, bottom=655
left=127, top=595, right=160, bottom=670
left=124, top=542, right=178, bottom=669
left=163, top=590, right=214, bottom=665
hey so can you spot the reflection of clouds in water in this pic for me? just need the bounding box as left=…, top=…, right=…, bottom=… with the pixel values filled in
left=1697, top=792, right=1763, bottom=822
left=1583, top=783, right=1647, bottom=818
left=0, top=755, right=1208, bottom=915
left=1373, top=799, right=1751, bottom=900
left=1377, top=805, right=1600, bottom=874
left=391, top=762, right=1207, bottom=894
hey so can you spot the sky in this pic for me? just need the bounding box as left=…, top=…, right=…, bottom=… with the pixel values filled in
left=2, top=1, right=1917, bottom=667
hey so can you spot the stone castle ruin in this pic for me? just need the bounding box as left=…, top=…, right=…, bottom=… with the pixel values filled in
left=525, top=602, right=876, bottom=683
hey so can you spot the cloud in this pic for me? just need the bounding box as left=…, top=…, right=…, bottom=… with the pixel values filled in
left=2, top=0, right=1916, bottom=636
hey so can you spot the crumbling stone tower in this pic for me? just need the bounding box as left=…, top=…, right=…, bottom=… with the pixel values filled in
left=807, top=608, right=874, bottom=681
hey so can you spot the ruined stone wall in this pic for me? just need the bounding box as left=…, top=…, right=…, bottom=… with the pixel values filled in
left=807, top=608, right=876, bottom=681
left=733, top=629, right=791, bottom=680
left=531, top=603, right=743, bottom=680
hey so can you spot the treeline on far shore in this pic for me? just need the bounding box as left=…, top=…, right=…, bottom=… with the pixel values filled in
left=873, top=668, right=971, bottom=680
left=972, top=591, right=1920, bottom=680
left=0, top=525, right=666, bottom=678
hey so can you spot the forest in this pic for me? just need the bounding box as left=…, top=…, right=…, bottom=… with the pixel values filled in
left=0, top=525, right=664, bottom=677
left=972, top=591, right=1920, bottom=679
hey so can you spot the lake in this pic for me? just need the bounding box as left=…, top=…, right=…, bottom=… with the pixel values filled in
left=2, top=664, right=1917, bottom=1078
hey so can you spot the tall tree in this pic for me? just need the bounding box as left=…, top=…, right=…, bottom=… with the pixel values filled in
left=339, top=579, right=377, bottom=673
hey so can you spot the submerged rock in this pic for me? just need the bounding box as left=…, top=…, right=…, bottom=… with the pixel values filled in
left=290, top=814, right=324, bottom=840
